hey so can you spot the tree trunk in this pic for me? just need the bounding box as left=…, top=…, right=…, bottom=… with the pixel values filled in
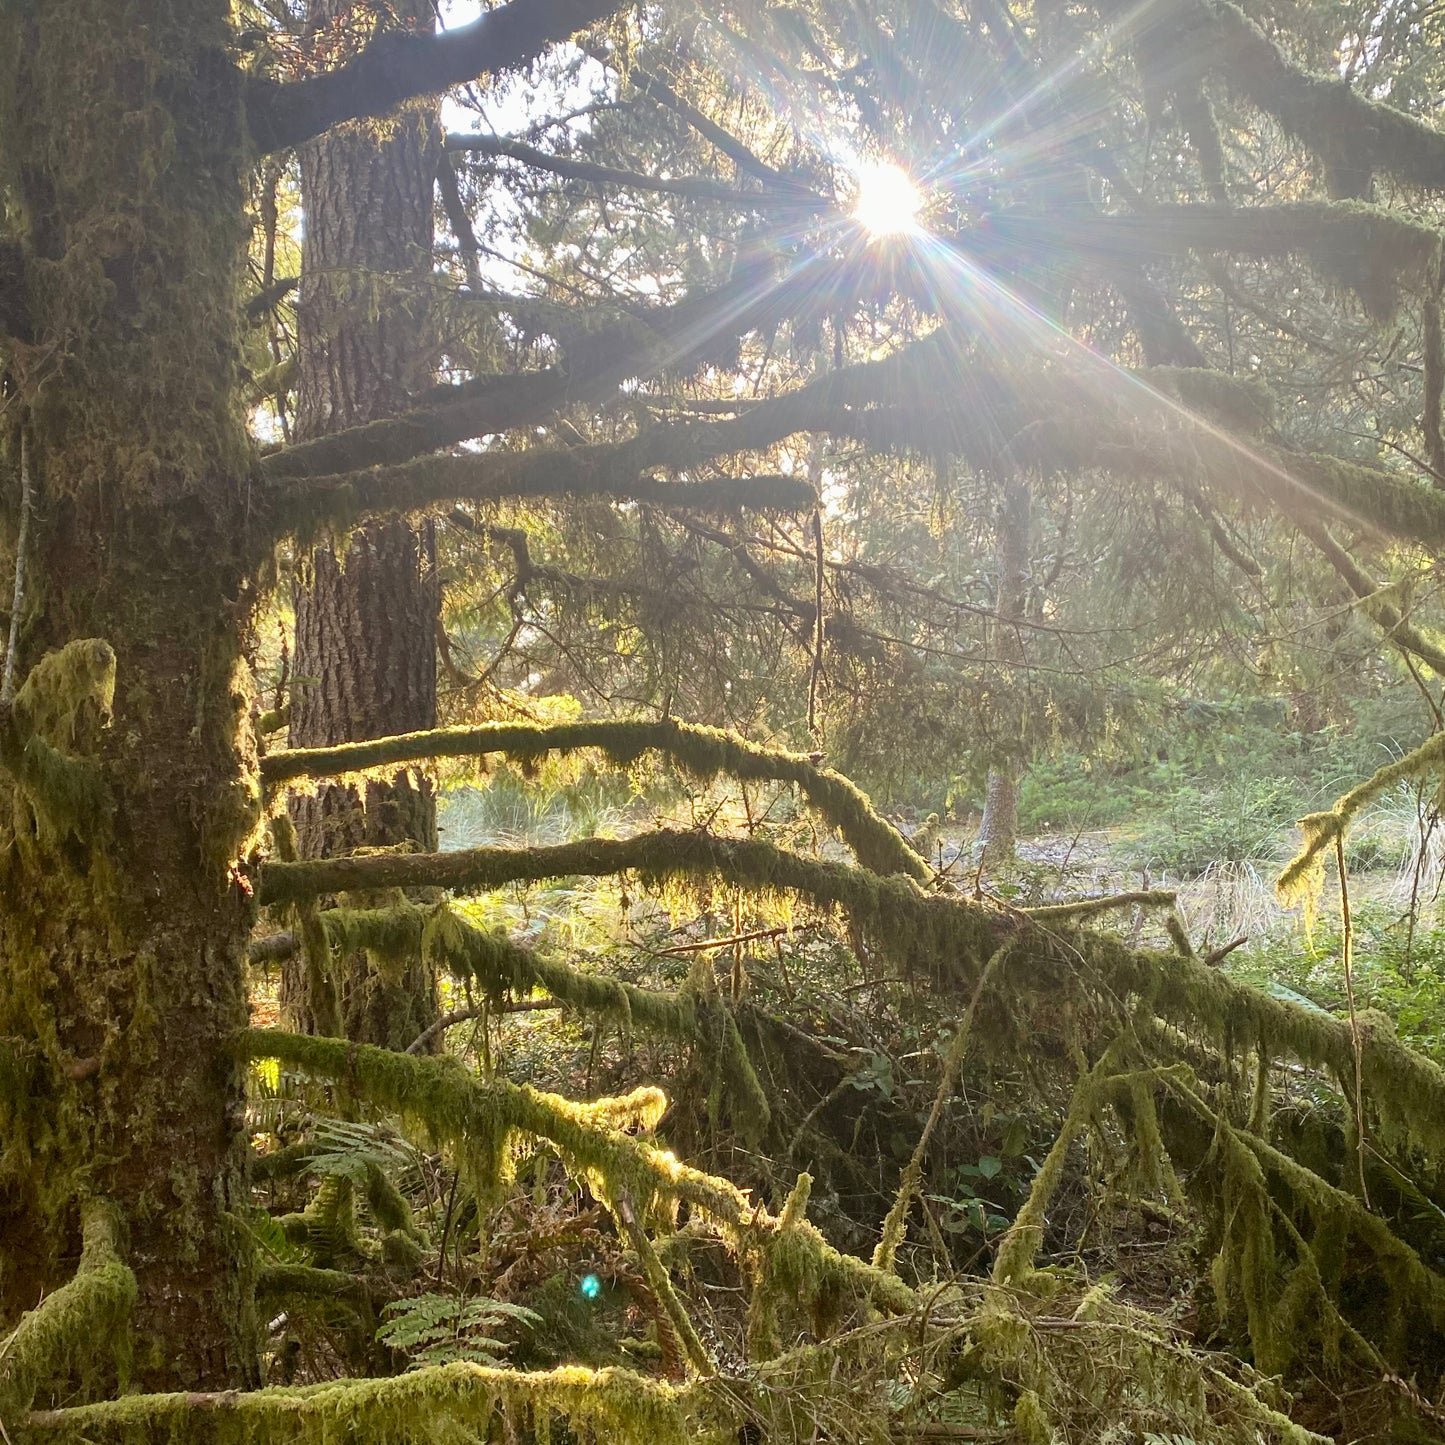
left=976, top=474, right=1031, bottom=870
left=0, top=0, right=258, bottom=1388
left=282, top=0, right=440, bottom=1050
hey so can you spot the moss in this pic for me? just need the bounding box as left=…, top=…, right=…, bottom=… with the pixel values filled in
left=244, top=1029, right=914, bottom=1323
left=23, top=1360, right=706, bottom=1445
left=268, top=826, right=1445, bottom=1166
left=0, top=1198, right=136, bottom=1417
left=0, top=639, right=116, bottom=849
left=262, top=717, right=928, bottom=880
left=1278, top=731, right=1445, bottom=918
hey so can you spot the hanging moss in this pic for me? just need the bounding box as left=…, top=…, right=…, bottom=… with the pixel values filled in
left=0, top=1198, right=136, bottom=1418
left=261, top=716, right=928, bottom=879
left=315, top=899, right=769, bottom=1132
left=1278, top=730, right=1445, bottom=917
left=243, top=1029, right=912, bottom=1323
left=265, top=825, right=1445, bottom=1165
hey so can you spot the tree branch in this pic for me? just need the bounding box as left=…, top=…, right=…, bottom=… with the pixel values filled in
left=0, top=1200, right=136, bottom=1420
left=253, top=829, right=1445, bottom=1162
left=245, top=0, right=625, bottom=155
left=259, top=716, right=926, bottom=878
left=445, top=132, right=827, bottom=212
left=1194, top=0, right=1445, bottom=194
left=271, top=458, right=816, bottom=541
left=970, top=201, right=1440, bottom=319
left=259, top=256, right=838, bottom=481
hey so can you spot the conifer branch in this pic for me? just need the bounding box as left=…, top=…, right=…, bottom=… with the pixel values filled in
left=445, top=133, right=827, bottom=212
left=261, top=717, right=926, bottom=879
left=1194, top=0, right=1445, bottom=194
left=245, top=0, right=625, bottom=155
left=273, top=460, right=815, bottom=540
left=259, top=260, right=838, bottom=482
left=257, top=829, right=1445, bottom=1160
left=973, top=201, right=1440, bottom=318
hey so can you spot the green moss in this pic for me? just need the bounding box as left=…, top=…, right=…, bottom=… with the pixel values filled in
left=0, top=1198, right=136, bottom=1416
left=24, top=1360, right=705, bottom=1445
left=0, top=639, right=116, bottom=849
left=1278, top=731, right=1445, bottom=918
left=262, top=717, right=927, bottom=880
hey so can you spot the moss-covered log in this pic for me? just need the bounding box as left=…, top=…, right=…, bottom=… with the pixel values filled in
left=262, top=716, right=927, bottom=880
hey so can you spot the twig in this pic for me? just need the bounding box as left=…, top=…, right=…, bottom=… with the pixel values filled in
left=651, top=926, right=788, bottom=957
left=1202, top=936, right=1248, bottom=966
left=404, top=999, right=558, bottom=1055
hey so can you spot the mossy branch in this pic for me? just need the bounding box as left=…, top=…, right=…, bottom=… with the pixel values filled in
left=244, top=1029, right=915, bottom=1322
left=261, top=826, right=1445, bottom=1162
left=0, top=639, right=116, bottom=848
left=261, top=716, right=927, bottom=879
left=1195, top=0, right=1445, bottom=195
left=0, top=709, right=112, bottom=846
left=23, top=1360, right=702, bottom=1445
left=258, top=259, right=840, bottom=482
left=1277, top=731, right=1445, bottom=914
left=0, top=1199, right=136, bottom=1420
left=319, top=898, right=771, bottom=1135
left=980, top=201, right=1440, bottom=318
left=271, top=457, right=816, bottom=543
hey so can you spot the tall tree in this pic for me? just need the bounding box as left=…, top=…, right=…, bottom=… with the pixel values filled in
left=283, top=0, right=441, bottom=1049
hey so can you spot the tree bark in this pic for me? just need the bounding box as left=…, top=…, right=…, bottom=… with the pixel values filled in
left=282, top=0, right=440, bottom=1051
left=976, top=474, right=1031, bottom=870
left=0, top=0, right=259, bottom=1389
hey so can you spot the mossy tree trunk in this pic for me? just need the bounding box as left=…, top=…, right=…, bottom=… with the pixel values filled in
left=282, top=0, right=440, bottom=1050
left=0, top=0, right=259, bottom=1388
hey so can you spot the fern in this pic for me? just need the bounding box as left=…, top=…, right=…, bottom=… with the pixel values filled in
left=304, top=1117, right=419, bottom=1187
left=376, top=1293, right=541, bottom=1370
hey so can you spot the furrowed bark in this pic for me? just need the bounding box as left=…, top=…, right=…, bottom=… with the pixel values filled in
left=0, top=0, right=260, bottom=1388
left=283, top=0, right=440, bottom=1051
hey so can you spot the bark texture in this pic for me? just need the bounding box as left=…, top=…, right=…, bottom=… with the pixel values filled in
left=283, top=0, right=440, bottom=1051
left=0, top=0, right=259, bottom=1389
left=976, top=474, right=1031, bottom=869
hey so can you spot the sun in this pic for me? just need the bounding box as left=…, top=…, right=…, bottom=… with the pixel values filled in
left=850, top=161, right=923, bottom=237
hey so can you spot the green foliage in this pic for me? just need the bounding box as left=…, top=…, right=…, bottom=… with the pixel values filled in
left=376, top=1292, right=541, bottom=1370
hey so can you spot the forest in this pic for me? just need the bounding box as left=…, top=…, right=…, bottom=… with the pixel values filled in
left=8, top=0, right=1445, bottom=1439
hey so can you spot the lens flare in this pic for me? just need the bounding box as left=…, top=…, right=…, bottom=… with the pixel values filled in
left=851, top=161, right=923, bottom=237
left=579, top=1272, right=602, bottom=1301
